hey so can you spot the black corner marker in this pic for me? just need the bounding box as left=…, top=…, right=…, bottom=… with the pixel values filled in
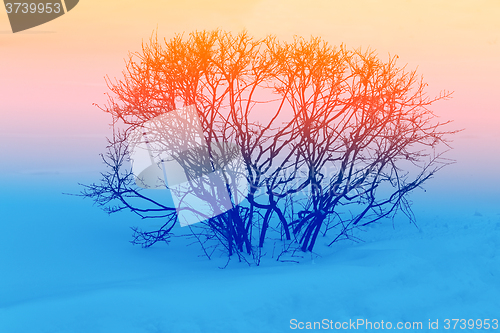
left=4, top=0, right=79, bottom=33
left=64, top=0, right=78, bottom=12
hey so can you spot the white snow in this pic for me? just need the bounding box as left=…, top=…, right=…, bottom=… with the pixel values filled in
left=0, top=171, right=499, bottom=332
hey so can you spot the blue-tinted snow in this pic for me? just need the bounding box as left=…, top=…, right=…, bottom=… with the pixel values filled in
left=0, top=139, right=499, bottom=332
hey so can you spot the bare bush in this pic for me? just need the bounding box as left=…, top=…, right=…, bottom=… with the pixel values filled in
left=81, top=30, right=457, bottom=265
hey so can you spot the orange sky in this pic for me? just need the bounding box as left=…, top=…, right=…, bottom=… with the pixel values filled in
left=1, top=0, right=499, bottom=175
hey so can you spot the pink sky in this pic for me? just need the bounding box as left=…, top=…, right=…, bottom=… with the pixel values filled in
left=0, top=0, right=499, bottom=178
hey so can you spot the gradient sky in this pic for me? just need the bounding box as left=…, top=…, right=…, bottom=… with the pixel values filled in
left=0, top=1, right=499, bottom=205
